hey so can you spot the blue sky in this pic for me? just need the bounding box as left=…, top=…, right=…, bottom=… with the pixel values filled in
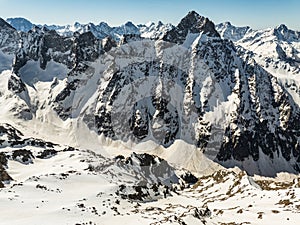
left=0, top=0, right=299, bottom=30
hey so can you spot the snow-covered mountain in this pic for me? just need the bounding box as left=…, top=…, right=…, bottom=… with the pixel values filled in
left=216, top=22, right=252, bottom=42
left=8, top=16, right=300, bottom=77
left=138, top=21, right=174, bottom=39
left=1, top=11, right=299, bottom=176
left=216, top=22, right=300, bottom=75
left=216, top=23, right=300, bottom=160
left=1, top=11, right=300, bottom=224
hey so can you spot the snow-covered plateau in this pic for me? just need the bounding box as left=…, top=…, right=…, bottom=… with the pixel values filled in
left=0, top=11, right=300, bottom=225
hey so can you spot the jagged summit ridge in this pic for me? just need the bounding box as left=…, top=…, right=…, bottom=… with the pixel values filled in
left=162, top=11, right=220, bottom=43
left=273, top=23, right=300, bottom=41
left=216, top=22, right=251, bottom=42
left=177, top=11, right=220, bottom=37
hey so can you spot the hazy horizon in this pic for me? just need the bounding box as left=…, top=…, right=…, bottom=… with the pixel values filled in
left=0, top=0, right=299, bottom=30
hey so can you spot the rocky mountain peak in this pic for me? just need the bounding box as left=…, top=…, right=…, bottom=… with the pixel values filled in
left=115, top=21, right=140, bottom=35
left=273, top=23, right=300, bottom=42
left=98, top=21, right=110, bottom=29
left=157, top=21, right=163, bottom=27
left=124, top=21, right=135, bottom=27
left=177, top=11, right=219, bottom=37
left=276, top=24, right=288, bottom=31
left=0, top=18, right=19, bottom=54
left=74, top=22, right=82, bottom=28
left=162, top=11, right=220, bottom=44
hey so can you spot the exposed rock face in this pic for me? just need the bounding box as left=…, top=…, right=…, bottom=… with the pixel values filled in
left=163, top=11, right=220, bottom=44
left=119, top=34, right=143, bottom=45
left=180, top=172, right=198, bottom=184
left=13, top=27, right=73, bottom=74
left=0, top=153, right=8, bottom=167
left=0, top=123, right=23, bottom=142
left=0, top=123, right=58, bottom=149
left=217, top=54, right=300, bottom=175
left=71, top=31, right=100, bottom=67
left=85, top=152, right=180, bottom=201
left=0, top=166, right=12, bottom=188
left=11, top=149, right=34, bottom=164
left=115, top=153, right=179, bottom=186
left=0, top=152, right=12, bottom=187
left=36, top=149, right=57, bottom=159
left=0, top=18, right=19, bottom=53
left=101, top=36, right=117, bottom=53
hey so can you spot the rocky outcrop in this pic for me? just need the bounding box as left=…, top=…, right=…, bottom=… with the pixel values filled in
left=11, top=149, right=34, bottom=164
left=0, top=152, right=12, bottom=187
left=115, top=152, right=179, bottom=186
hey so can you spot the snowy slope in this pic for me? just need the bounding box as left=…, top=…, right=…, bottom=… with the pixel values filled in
left=1, top=146, right=300, bottom=225
left=217, top=22, right=300, bottom=75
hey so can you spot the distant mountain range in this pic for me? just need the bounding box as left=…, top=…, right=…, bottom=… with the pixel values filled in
left=5, top=17, right=174, bottom=40
left=6, top=16, right=300, bottom=76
